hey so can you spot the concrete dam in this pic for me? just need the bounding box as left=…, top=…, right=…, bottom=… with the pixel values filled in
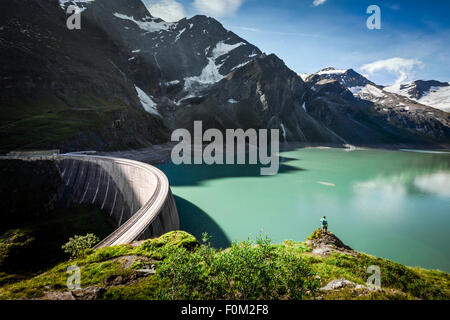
left=1, top=155, right=180, bottom=248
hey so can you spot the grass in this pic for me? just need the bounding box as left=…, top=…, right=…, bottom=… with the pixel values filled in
left=0, top=91, right=131, bottom=152
left=0, top=230, right=447, bottom=300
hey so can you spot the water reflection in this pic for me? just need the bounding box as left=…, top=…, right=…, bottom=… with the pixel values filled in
left=414, top=171, right=450, bottom=198
left=353, top=175, right=408, bottom=212
left=352, top=170, right=450, bottom=216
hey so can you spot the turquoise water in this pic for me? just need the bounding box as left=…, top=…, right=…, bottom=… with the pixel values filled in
left=157, top=148, right=450, bottom=272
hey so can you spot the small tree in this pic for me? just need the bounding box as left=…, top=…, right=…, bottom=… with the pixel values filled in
left=62, top=234, right=99, bottom=259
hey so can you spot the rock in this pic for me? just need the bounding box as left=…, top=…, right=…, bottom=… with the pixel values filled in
left=320, top=278, right=377, bottom=293
left=71, top=287, right=105, bottom=300
left=39, top=291, right=76, bottom=300
left=321, top=278, right=356, bottom=291
left=308, top=230, right=354, bottom=256
left=137, top=268, right=156, bottom=275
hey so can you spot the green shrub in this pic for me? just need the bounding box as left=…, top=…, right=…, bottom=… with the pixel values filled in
left=154, top=235, right=319, bottom=300
left=62, top=234, right=99, bottom=259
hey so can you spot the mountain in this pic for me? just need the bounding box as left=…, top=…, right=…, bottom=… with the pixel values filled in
left=384, top=80, right=450, bottom=112
left=305, top=67, right=375, bottom=94
left=304, top=68, right=450, bottom=145
left=0, top=0, right=169, bottom=152
left=0, top=0, right=449, bottom=152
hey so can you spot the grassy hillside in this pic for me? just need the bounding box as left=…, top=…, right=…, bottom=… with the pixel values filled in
left=0, top=92, right=169, bottom=153
left=0, top=230, right=447, bottom=300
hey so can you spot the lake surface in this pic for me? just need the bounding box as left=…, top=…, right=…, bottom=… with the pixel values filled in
left=157, top=148, right=450, bottom=272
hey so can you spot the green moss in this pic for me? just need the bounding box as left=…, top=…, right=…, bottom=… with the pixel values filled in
left=136, top=231, right=199, bottom=259
left=101, top=278, right=161, bottom=300
left=86, top=245, right=135, bottom=263
left=306, top=228, right=324, bottom=241
left=282, top=240, right=313, bottom=253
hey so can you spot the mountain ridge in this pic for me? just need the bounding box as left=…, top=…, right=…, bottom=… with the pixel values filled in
left=0, top=0, right=449, bottom=152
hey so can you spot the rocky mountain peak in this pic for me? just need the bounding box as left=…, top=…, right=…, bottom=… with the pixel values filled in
left=384, top=80, right=450, bottom=112
left=308, top=67, right=375, bottom=90
left=0, top=0, right=449, bottom=152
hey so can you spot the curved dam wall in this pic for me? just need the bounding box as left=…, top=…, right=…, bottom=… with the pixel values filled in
left=55, top=155, right=179, bottom=247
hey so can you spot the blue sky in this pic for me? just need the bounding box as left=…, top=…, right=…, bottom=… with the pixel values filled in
left=143, top=0, right=450, bottom=85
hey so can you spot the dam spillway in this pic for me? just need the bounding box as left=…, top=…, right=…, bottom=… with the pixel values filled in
left=1, top=155, right=180, bottom=248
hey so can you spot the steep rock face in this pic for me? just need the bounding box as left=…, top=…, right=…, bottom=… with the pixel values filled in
left=169, top=54, right=340, bottom=143
left=78, top=0, right=261, bottom=104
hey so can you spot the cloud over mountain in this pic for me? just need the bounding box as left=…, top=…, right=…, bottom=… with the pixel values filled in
left=144, top=0, right=187, bottom=22
left=360, top=57, right=423, bottom=85
left=193, top=0, right=243, bottom=17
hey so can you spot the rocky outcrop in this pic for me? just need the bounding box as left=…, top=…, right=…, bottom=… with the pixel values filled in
left=306, top=230, right=354, bottom=256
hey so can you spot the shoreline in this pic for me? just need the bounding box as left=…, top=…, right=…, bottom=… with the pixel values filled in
left=94, top=142, right=450, bottom=166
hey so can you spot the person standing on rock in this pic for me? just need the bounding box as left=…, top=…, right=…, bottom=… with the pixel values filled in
left=320, top=216, right=328, bottom=233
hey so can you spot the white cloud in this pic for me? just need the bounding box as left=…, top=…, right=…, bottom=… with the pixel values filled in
left=193, top=0, right=244, bottom=17
left=145, top=0, right=187, bottom=22
left=360, top=57, right=423, bottom=85
left=313, top=0, right=327, bottom=6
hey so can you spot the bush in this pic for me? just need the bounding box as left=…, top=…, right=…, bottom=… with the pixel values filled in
left=62, top=234, right=99, bottom=259
left=154, top=234, right=320, bottom=300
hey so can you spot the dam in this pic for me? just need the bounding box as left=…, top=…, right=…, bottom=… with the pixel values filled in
left=0, top=154, right=180, bottom=248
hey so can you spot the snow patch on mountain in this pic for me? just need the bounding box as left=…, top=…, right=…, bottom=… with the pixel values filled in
left=135, top=85, right=161, bottom=116
left=174, top=27, right=187, bottom=42
left=385, top=82, right=450, bottom=112
left=418, top=86, right=450, bottom=111
left=317, top=69, right=346, bottom=75
left=280, top=123, right=287, bottom=138
left=298, top=73, right=309, bottom=81
left=302, top=101, right=307, bottom=112
left=348, top=86, right=364, bottom=94
left=358, top=84, right=385, bottom=98
left=230, top=60, right=252, bottom=71
left=59, top=0, right=95, bottom=10
left=183, top=41, right=246, bottom=92
left=113, top=13, right=174, bottom=33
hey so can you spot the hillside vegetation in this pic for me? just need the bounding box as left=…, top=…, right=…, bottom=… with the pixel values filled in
left=0, top=231, right=448, bottom=300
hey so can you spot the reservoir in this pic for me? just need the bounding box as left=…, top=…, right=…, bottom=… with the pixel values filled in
left=157, top=147, right=450, bottom=272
